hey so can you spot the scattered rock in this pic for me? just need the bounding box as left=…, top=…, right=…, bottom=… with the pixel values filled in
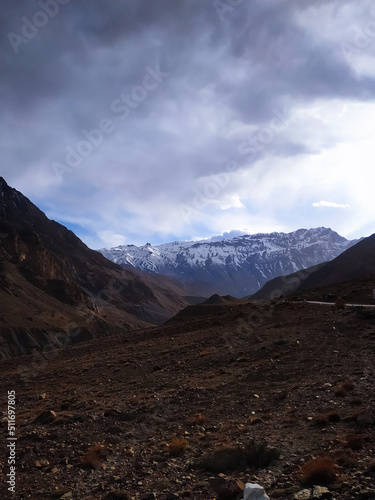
left=60, top=493, right=73, bottom=500
left=294, top=490, right=311, bottom=500
left=35, top=459, right=50, bottom=468
left=243, top=483, right=270, bottom=500
left=312, top=485, right=332, bottom=498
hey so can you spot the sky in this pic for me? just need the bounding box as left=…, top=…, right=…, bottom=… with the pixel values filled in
left=2, top=0, right=375, bottom=248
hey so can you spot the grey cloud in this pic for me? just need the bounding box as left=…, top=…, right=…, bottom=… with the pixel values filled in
left=1, top=0, right=374, bottom=245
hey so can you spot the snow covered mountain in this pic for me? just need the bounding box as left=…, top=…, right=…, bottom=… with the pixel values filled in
left=99, top=228, right=358, bottom=297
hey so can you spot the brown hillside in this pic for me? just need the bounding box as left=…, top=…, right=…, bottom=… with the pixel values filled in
left=0, top=177, right=189, bottom=358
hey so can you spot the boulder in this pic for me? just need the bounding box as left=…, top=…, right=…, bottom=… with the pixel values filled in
left=243, top=483, right=270, bottom=500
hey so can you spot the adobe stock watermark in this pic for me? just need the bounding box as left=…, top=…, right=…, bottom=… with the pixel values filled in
left=340, top=6, right=375, bottom=75
left=6, top=390, right=17, bottom=494
left=179, top=105, right=292, bottom=222
left=51, top=65, right=169, bottom=180
left=213, top=0, right=244, bottom=22
left=7, top=0, right=71, bottom=55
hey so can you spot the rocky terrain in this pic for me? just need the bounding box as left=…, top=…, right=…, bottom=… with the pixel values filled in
left=100, top=228, right=357, bottom=298
left=1, top=176, right=374, bottom=499
left=1, top=298, right=374, bottom=499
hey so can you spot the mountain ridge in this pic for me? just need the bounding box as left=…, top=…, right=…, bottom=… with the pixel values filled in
left=100, top=227, right=358, bottom=297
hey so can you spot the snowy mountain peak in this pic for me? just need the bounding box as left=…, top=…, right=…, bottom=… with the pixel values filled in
left=99, top=228, right=357, bottom=297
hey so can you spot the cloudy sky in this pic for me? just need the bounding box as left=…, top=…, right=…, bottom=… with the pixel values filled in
left=2, top=0, right=375, bottom=248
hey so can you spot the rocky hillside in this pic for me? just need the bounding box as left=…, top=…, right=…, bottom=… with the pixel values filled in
left=0, top=177, right=190, bottom=359
left=100, top=228, right=357, bottom=297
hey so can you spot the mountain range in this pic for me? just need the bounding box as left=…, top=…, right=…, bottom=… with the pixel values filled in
left=100, top=228, right=358, bottom=297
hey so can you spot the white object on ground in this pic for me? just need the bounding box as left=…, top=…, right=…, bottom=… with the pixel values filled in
left=243, top=482, right=270, bottom=500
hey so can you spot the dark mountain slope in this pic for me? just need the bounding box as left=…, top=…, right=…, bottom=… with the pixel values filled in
left=0, top=177, right=188, bottom=358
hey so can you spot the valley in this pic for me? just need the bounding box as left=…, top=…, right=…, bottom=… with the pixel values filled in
left=1, top=178, right=374, bottom=499
left=2, top=2, right=375, bottom=499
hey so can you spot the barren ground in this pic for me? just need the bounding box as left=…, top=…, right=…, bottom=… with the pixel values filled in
left=1, top=300, right=375, bottom=499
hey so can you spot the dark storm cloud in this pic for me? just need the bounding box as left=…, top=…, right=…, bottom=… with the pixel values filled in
left=1, top=0, right=375, bottom=245
left=1, top=1, right=370, bottom=122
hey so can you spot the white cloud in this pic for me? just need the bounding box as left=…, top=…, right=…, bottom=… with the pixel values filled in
left=97, top=230, right=127, bottom=248
left=312, top=200, right=351, bottom=208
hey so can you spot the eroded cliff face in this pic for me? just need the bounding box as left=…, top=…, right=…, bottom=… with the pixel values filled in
left=0, top=177, right=188, bottom=359
left=7, top=229, right=96, bottom=310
